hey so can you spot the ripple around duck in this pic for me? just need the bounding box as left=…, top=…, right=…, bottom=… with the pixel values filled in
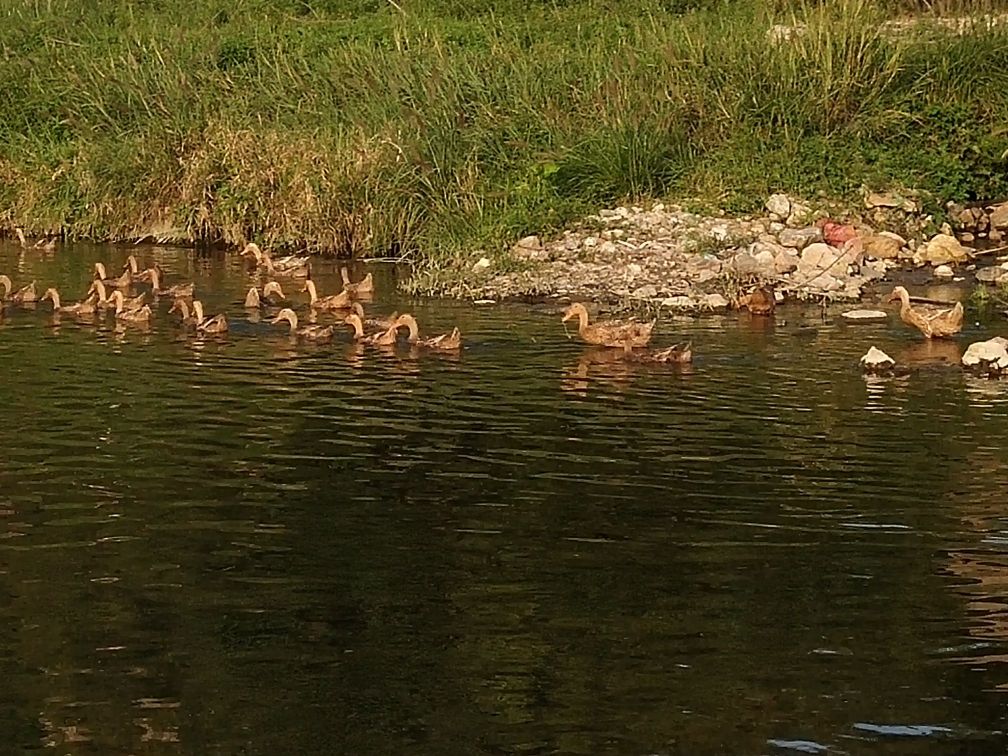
left=4, top=242, right=1008, bottom=753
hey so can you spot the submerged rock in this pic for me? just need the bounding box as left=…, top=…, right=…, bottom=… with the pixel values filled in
left=842, top=309, right=888, bottom=321
left=860, top=346, right=896, bottom=372
left=933, top=264, right=954, bottom=279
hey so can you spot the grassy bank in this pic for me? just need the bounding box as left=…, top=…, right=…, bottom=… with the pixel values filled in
left=2, top=0, right=1008, bottom=259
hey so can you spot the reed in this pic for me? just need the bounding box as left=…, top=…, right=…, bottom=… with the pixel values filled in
left=1, top=0, right=1007, bottom=261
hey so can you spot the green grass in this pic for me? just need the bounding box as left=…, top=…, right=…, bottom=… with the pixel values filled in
left=1, top=0, right=1008, bottom=260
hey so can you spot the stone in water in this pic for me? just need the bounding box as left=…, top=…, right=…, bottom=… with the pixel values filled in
left=860, top=346, right=895, bottom=371
left=842, top=309, right=888, bottom=321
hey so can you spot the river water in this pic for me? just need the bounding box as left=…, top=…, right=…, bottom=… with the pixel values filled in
left=2, top=242, right=1008, bottom=754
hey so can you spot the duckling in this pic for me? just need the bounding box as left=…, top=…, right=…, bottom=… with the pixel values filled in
left=340, top=266, right=374, bottom=296
left=168, top=298, right=197, bottom=327
left=303, top=278, right=353, bottom=311
left=108, top=290, right=152, bottom=323
left=272, top=307, right=334, bottom=342
left=343, top=312, right=401, bottom=346
left=41, top=287, right=99, bottom=317
left=145, top=267, right=194, bottom=299
left=0, top=276, right=38, bottom=305
left=244, top=281, right=286, bottom=308
left=395, top=314, right=462, bottom=351
left=94, top=262, right=132, bottom=290
left=191, top=301, right=228, bottom=334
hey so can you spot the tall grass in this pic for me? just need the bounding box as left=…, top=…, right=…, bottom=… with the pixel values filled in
left=1, top=0, right=1007, bottom=259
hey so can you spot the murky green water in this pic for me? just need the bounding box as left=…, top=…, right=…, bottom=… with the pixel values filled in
left=3, top=242, right=1008, bottom=754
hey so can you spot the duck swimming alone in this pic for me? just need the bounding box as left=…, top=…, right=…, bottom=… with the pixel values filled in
left=887, top=286, right=963, bottom=339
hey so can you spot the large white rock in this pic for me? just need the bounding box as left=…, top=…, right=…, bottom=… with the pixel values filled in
left=766, top=193, right=791, bottom=219
left=962, top=337, right=1008, bottom=370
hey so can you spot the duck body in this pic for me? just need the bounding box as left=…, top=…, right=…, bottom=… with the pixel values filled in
left=109, top=289, right=152, bottom=323
left=635, top=342, right=692, bottom=364
left=272, top=307, right=334, bottom=342
left=888, top=286, right=963, bottom=339
left=244, top=281, right=285, bottom=308
left=169, top=298, right=197, bottom=328
left=562, top=302, right=654, bottom=350
left=0, top=275, right=38, bottom=304
left=395, top=314, right=462, bottom=351
left=42, top=288, right=99, bottom=317
left=303, top=279, right=352, bottom=311
left=94, top=262, right=132, bottom=290
left=340, top=267, right=374, bottom=296
left=146, top=268, right=194, bottom=299
left=343, top=313, right=400, bottom=346
left=741, top=287, right=775, bottom=316
left=191, top=301, right=228, bottom=334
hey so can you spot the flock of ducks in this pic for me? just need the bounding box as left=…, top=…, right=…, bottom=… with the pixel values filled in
left=0, top=243, right=463, bottom=351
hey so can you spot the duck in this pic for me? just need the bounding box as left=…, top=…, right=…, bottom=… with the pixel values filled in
left=271, top=307, right=334, bottom=342
left=561, top=302, right=654, bottom=350
left=343, top=312, right=402, bottom=346
left=241, top=242, right=275, bottom=274
left=242, top=243, right=310, bottom=277
left=633, top=342, right=693, bottom=364
left=94, top=262, right=132, bottom=290
left=244, top=281, right=286, bottom=308
left=168, top=298, right=197, bottom=327
left=146, top=267, right=194, bottom=299
left=340, top=267, right=374, bottom=296
left=303, top=278, right=353, bottom=310
left=739, top=286, right=775, bottom=316
left=0, top=276, right=38, bottom=305
left=122, top=255, right=140, bottom=276
left=887, top=286, right=963, bottom=339
left=362, top=304, right=400, bottom=331
left=108, top=290, right=152, bottom=323
left=191, top=301, right=229, bottom=334
left=41, top=288, right=99, bottom=317
left=395, top=314, right=463, bottom=351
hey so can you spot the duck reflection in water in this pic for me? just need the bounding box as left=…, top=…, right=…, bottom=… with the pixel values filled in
left=562, top=346, right=692, bottom=395
left=896, top=338, right=961, bottom=367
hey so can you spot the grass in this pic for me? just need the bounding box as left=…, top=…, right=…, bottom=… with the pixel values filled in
left=1, top=0, right=1008, bottom=262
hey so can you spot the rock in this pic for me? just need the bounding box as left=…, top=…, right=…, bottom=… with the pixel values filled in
left=768, top=221, right=786, bottom=234
left=512, top=235, right=544, bottom=260
left=990, top=229, right=1004, bottom=243
left=959, top=232, right=975, bottom=243
left=766, top=193, right=791, bottom=219
left=822, top=221, right=859, bottom=246
left=786, top=201, right=813, bottom=227
left=583, top=236, right=598, bottom=248
left=731, top=250, right=776, bottom=277
left=774, top=249, right=800, bottom=274
left=627, top=263, right=643, bottom=278
left=778, top=226, right=821, bottom=249
left=940, top=222, right=954, bottom=237
left=990, top=202, right=1008, bottom=230
left=860, top=233, right=903, bottom=259
left=934, top=264, right=954, bottom=278
left=860, top=346, right=896, bottom=372
left=864, top=191, right=917, bottom=213
left=661, top=296, right=693, bottom=309
left=631, top=284, right=658, bottom=299
left=920, top=233, right=969, bottom=265
left=699, top=293, right=729, bottom=310
left=842, top=309, right=888, bottom=321
left=799, top=242, right=844, bottom=273
left=473, top=256, right=492, bottom=271
left=962, top=337, right=1008, bottom=371
left=804, top=272, right=843, bottom=292
left=976, top=266, right=1008, bottom=284
left=956, top=207, right=978, bottom=229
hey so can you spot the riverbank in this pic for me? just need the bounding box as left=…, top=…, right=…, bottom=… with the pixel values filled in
left=2, top=1, right=1008, bottom=260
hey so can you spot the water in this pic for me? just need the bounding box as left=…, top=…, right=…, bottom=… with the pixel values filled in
left=2, top=242, right=1008, bottom=754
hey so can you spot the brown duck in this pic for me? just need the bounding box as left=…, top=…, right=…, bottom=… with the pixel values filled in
left=561, top=302, right=654, bottom=350
left=887, top=286, right=963, bottom=339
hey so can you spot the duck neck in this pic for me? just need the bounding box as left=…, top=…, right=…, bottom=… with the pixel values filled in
left=192, top=301, right=205, bottom=322
left=0, top=275, right=10, bottom=298
left=575, top=306, right=590, bottom=334
left=305, top=280, right=318, bottom=304
left=49, top=289, right=61, bottom=310
left=149, top=268, right=161, bottom=292
left=176, top=300, right=191, bottom=320
left=401, top=316, right=419, bottom=342
left=286, top=312, right=299, bottom=332
left=347, top=315, right=364, bottom=338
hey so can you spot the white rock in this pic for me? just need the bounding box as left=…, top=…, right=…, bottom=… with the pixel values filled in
left=583, top=236, right=598, bottom=248
left=778, top=226, right=821, bottom=249
left=631, top=284, right=658, bottom=299
left=799, top=243, right=842, bottom=272
left=786, top=202, right=813, bottom=227
left=774, top=249, right=800, bottom=274
left=769, top=221, right=786, bottom=234
left=860, top=346, right=895, bottom=370
left=842, top=309, right=888, bottom=321
left=934, top=264, right=954, bottom=279
left=627, top=263, right=643, bottom=277
left=962, top=338, right=1008, bottom=370
left=661, top=296, right=693, bottom=309
left=765, top=193, right=791, bottom=218
left=921, top=233, right=969, bottom=265
left=472, top=256, right=492, bottom=271
left=700, top=293, right=729, bottom=310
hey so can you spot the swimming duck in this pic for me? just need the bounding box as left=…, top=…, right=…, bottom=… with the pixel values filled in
left=272, top=307, right=334, bottom=342
left=146, top=267, right=194, bottom=299
left=887, top=286, right=963, bottom=339
left=343, top=312, right=401, bottom=346
left=303, top=278, right=353, bottom=310
left=191, top=301, right=228, bottom=334
left=94, top=262, right=132, bottom=290
left=634, top=342, right=693, bottom=364
left=561, top=302, right=654, bottom=350
left=244, top=281, right=286, bottom=308
left=361, top=304, right=400, bottom=331
left=168, top=298, right=197, bottom=327
left=395, top=314, right=462, bottom=351
left=108, top=290, right=152, bottom=323
left=739, top=286, right=775, bottom=316
left=242, top=243, right=309, bottom=276
left=41, top=288, right=98, bottom=317
left=122, top=255, right=140, bottom=276
left=340, top=267, right=374, bottom=296
left=0, top=276, right=38, bottom=305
